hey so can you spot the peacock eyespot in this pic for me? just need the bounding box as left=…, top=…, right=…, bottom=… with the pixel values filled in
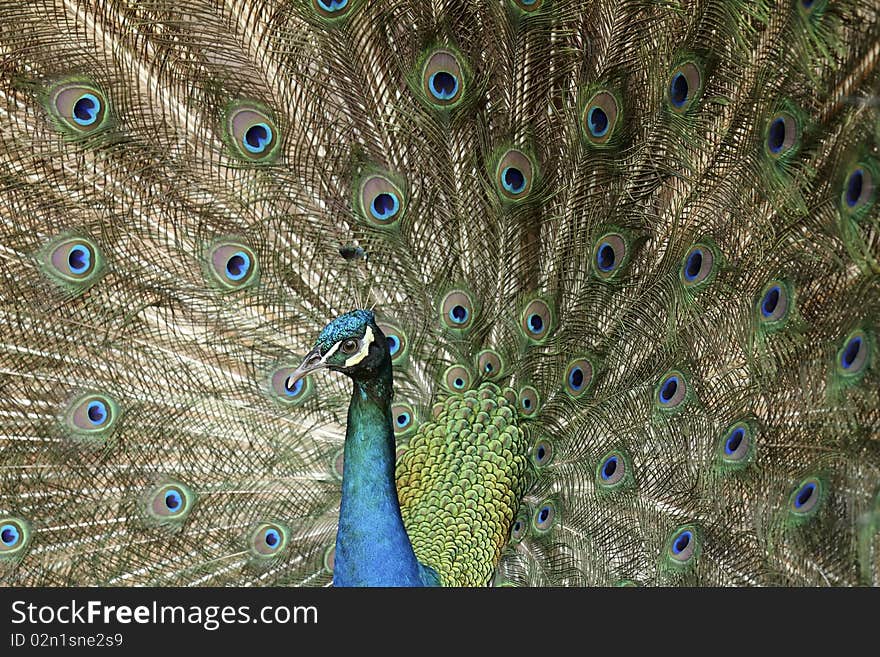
left=0, top=518, right=29, bottom=556
left=518, top=386, right=540, bottom=417
left=667, top=526, right=698, bottom=564
left=593, top=233, right=628, bottom=279
left=532, top=500, right=557, bottom=533
left=667, top=62, right=702, bottom=113
left=680, top=244, right=715, bottom=288
left=421, top=50, right=466, bottom=108
left=148, top=482, right=195, bottom=521
left=227, top=105, right=280, bottom=162
left=596, top=451, right=628, bottom=488
left=441, top=290, right=476, bottom=330
left=359, top=174, right=406, bottom=227
left=269, top=365, right=312, bottom=405
left=477, top=350, right=504, bottom=379
left=840, top=164, right=875, bottom=216
left=718, top=421, right=754, bottom=467
left=391, top=403, right=417, bottom=436
left=495, top=149, right=536, bottom=201
left=312, top=0, right=352, bottom=19
left=42, top=235, right=104, bottom=288
left=836, top=330, right=870, bottom=377
left=249, top=523, right=288, bottom=557
left=532, top=439, right=553, bottom=467
left=789, top=477, right=823, bottom=517
left=564, top=358, right=594, bottom=398
left=208, top=242, right=259, bottom=290
left=655, top=370, right=688, bottom=410
left=520, top=298, right=553, bottom=342
left=757, top=280, right=791, bottom=324
left=443, top=365, right=472, bottom=392
left=378, top=323, right=407, bottom=362
left=764, top=112, right=799, bottom=159
left=47, top=80, right=111, bottom=135
left=65, top=393, right=119, bottom=435
left=581, top=90, right=620, bottom=145
left=510, top=511, right=530, bottom=543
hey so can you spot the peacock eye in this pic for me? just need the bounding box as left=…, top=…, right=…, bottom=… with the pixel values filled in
left=341, top=339, right=359, bottom=354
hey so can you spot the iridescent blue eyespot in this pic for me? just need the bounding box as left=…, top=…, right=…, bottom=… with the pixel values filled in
left=564, top=358, right=594, bottom=397
left=429, top=72, right=459, bottom=100
left=72, top=93, right=101, bottom=126
left=86, top=400, right=107, bottom=426
left=667, top=525, right=698, bottom=564
left=502, top=167, right=526, bottom=194
left=758, top=281, right=790, bottom=323
left=666, top=63, right=702, bottom=112
left=226, top=104, right=279, bottom=162
left=165, top=490, right=181, bottom=511
left=316, top=0, right=348, bottom=12
left=225, top=251, right=251, bottom=281
left=836, top=330, right=870, bottom=377
left=593, top=233, right=628, bottom=279
left=1, top=524, right=20, bottom=547
left=0, top=519, right=28, bottom=556
left=767, top=118, right=785, bottom=154
left=532, top=500, right=557, bottom=532
left=67, top=245, right=91, bottom=274
left=846, top=169, right=864, bottom=207
left=396, top=411, right=411, bottom=428
left=842, top=337, right=861, bottom=369
left=518, top=386, right=540, bottom=417
left=208, top=242, right=258, bottom=290
left=242, top=123, right=273, bottom=154
left=443, top=366, right=472, bottom=392
left=725, top=428, right=744, bottom=455
left=65, top=393, right=118, bottom=436
left=588, top=107, right=609, bottom=137
left=421, top=50, right=466, bottom=108
left=527, top=313, right=543, bottom=333
left=249, top=523, right=288, bottom=557
left=285, top=376, right=304, bottom=397
left=148, top=483, right=194, bottom=521
left=370, top=192, right=400, bottom=221
left=387, top=335, right=399, bottom=355
left=596, top=451, right=627, bottom=488
left=449, top=305, right=469, bottom=324
left=718, top=421, right=754, bottom=468
left=441, top=291, right=475, bottom=330
left=520, top=298, right=552, bottom=342
left=656, top=371, right=688, bottom=409
left=764, top=112, right=798, bottom=159
left=532, top=439, right=552, bottom=467
left=789, top=477, right=823, bottom=516
left=581, top=91, right=619, bottom=145
left=669, top=73, right=688, bottom=108
left=672, top=530, right=692, bottom=555
left=596, top=242, right=616, bottom=271
left=495, top=150, right=536, bottom=201
left=478, top=350, right=504, bottom=379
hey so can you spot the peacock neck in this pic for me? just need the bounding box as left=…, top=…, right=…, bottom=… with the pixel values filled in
left=333, top=361, right=435, bottom=586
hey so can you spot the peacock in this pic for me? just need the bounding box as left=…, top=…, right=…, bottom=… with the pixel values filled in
left=0, top=0, right=878, bottom=588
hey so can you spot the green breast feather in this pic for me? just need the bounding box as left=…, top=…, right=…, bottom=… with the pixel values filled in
left=396, top=384, right=530, bottom=586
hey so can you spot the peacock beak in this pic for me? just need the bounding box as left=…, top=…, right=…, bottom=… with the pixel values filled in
left=285, top=347, right=327, bottom=389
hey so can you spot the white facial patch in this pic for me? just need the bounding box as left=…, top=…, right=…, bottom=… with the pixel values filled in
left=344, top=325, right=374, bottom=367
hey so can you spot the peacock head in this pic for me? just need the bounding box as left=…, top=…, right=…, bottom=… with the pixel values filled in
left=288, top=309, right=390, bottom=386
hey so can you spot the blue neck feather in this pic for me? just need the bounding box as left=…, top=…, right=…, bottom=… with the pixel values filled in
left=333, top=361, right=439, bottom=587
